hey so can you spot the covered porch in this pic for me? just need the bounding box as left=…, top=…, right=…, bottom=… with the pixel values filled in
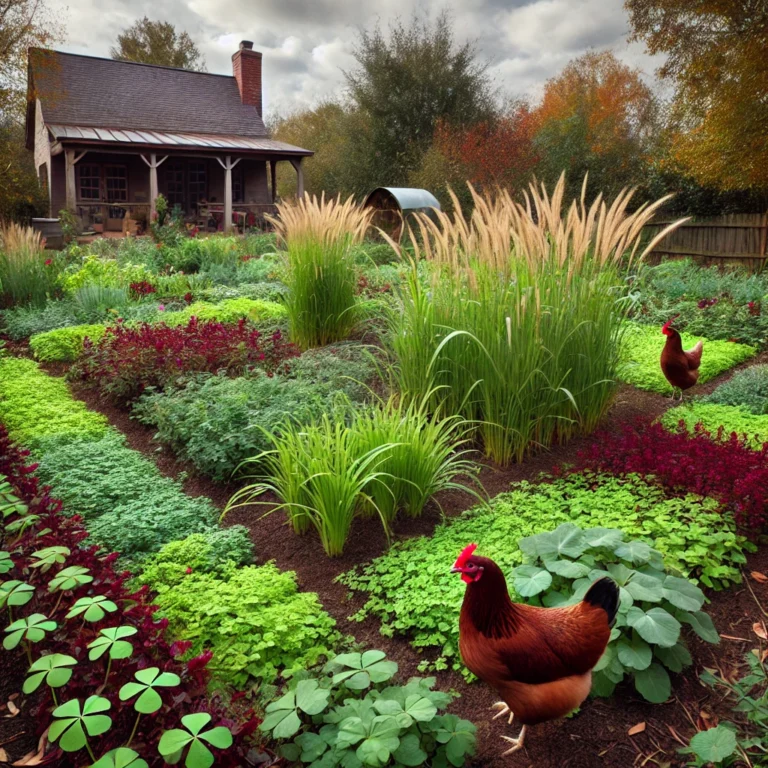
left=48, top=125, right=310, bottom=233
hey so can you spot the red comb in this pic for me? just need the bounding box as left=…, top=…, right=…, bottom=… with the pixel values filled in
left=661, top=314, right=679, bottom=335
left=453, top=543, right=478, bottom=569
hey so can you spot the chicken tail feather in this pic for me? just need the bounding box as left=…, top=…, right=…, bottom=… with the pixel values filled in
left=583, top=577, right=619, bottom=627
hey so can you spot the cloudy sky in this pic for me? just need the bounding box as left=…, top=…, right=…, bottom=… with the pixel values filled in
left=49, top=0, right=665, bottom=118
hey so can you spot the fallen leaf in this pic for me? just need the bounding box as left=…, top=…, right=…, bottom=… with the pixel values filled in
left=753, top=622, right=767, bottom=641
left=751, top=571, right=768, bottom=583
left=0, top=748, right=9, bottom=761
left=13, top=729, right=49, bottom=766
left=6, top=700, right=19, bottom=717
left=666, top=725, right=688, bottom=747
left=628, top=722, right=646, bottom=736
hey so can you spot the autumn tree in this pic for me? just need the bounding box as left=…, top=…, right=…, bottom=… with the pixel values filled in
left=345, top=11, right=496, bottom=191
left=531, top=50, right=659, bottom=201
left=626, top=0, right=768, bottom=191
left=111, top=18, right=206, bottom=71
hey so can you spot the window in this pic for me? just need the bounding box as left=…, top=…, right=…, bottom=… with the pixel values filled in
left=232, top=166, right=244, bottom=203
left=188, top=162, right=207, bottom=210
left=104, top=166, right=128, bottom=202
left=78, top=164, right=101, bottom=200
left=164, top=164, right=185, bottom=209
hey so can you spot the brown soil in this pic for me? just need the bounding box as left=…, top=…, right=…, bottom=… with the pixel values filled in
left=4, top=356, right=763, bottom=766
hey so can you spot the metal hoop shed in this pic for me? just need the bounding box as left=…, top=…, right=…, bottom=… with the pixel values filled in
left=363, top=187, right=441, bottom=241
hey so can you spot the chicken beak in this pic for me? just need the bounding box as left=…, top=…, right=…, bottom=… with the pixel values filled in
left=450, top=566, right=462, bottom=574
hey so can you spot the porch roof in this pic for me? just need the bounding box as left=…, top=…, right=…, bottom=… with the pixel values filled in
left=49, top=124, right=313, bottom=157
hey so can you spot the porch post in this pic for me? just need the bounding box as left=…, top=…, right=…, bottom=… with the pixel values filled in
left=141, top=154, right=168, bottom=219
left=290, top=158, right=304, bottom=200
left=270, top=160, right=277, bottom=203
left=216, top=156, right=242, bottom=233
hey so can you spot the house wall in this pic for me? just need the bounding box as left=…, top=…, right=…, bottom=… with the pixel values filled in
left=50, top=153, right=66, bottom=215
left=33, top=101, right=52, bottom=215
left=243, top=160, right=270, bottom=204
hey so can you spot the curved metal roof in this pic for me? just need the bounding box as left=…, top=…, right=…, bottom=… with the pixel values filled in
left=364, top=187, right=441, bottom=212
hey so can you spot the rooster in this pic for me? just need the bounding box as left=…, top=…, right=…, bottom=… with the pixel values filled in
left=660, top=315, right=704, bottom=400
left=452, top=544, right=618, bottom=756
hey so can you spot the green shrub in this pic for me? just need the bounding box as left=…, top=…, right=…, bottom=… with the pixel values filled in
left=261, top=651, right=476, bottom=767
left=60, top=254, right=151, bottom=294
left=340, top=472, right=748, bottom=675
left=704, top=365, right=768, bottom=414
left=29, top=324, right=106, bottom=362
left=162, top=298, right=287, bottom=327
left=1, top=300, right=80, bottom=340
left=511, top=523, right=718, bottom=702
left=142, top=561, right=340, bottom=686
left=279, top=343, right=374, bottom=400
left=72, top=284, right=129, bottom=320
left=134, top=528, right=254, bottom=588
left=33, top=431, right=218, bottom=557
left=351, top=241, right=399, bottom=266
left=0, top=357, right=108, bottom=448
left=240, top=232, right=278, bottom=257
left=662, top=403, right=768, bottom=449
left=134, top=372, right=347, bottom=481
left=619, top=323, right=755, bottom=394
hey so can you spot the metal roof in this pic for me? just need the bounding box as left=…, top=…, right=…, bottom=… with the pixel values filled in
left=364, top=187, right=441, bottom=213
left=48, top=125, right=313, bottom=156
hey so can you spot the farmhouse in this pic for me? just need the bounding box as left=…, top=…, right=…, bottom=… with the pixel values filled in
left=25, top=42, right=312, bottom=232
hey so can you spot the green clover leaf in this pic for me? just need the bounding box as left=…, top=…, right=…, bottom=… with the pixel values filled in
left=158, top=713, right=233, bottom=768
left=5, top=514, right=40, bottom=536
left=260, top=679, right=331, bottom=739
left=89, top=747, right=149, bottom=768
left=24, top=653, right=77, bottom=693
left=0, top=579, right=34, bottom=608
left=49, top=696, right=112, bottom=752
left=0, top=551, right=14, bottom=575
left=48, top=566, right=93, bottom=593
left=4, top=613, right=57, bottom=650
left=119, top=667, right=180, bottom=714
left=0, top=481, right=27, bottom=518
left=88, top=626, right=137, bottom=661
left=328, top=650, right=398, bottom=690
left=29, top=546, right=70, bottom=572
left=67, top=596, right=118, bottom=623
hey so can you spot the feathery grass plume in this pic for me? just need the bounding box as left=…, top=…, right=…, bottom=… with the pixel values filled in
left=387, top=175, right=687, bottom=465
left=268, top=195, right=375, bottom=349
left=0, top=223, right=56, bottom=308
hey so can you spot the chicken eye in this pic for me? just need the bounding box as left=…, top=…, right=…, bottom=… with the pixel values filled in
left=466, top=563, right=476, bottom=571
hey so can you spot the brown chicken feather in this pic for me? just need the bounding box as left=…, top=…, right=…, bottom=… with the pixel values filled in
left=660, top=318, right=704, bottom=392
left=454, top=551, right=618, bottom=727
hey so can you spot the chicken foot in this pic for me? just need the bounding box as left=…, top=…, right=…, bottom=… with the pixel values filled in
left=501, top=725, right=527, bottom=756
left=491, top=701, right=514, bottom=725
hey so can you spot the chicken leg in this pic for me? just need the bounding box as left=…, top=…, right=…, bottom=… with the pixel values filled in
left=491, top=701, right=514, bottom=725
left=501, top=725, right=527, bottom=756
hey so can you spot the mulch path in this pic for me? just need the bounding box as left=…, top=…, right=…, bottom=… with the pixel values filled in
left=2, top=354, right=765, bottom=766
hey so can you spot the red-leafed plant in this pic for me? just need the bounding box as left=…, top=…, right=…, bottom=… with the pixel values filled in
left=571, top=419, right=768, bottom=530
left=128, top=281, right=157, bottom=300
left=0, top=424, right=262, bottom=766
left=72, top=318, right=298, bottom=403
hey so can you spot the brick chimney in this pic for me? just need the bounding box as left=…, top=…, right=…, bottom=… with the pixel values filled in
left=232, top=40, right=262, bottom=116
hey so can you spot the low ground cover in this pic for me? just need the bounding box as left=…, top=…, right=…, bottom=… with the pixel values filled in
left=662, top=403, right=768, bottom=450
left=618, top=323, right=756, bottom=394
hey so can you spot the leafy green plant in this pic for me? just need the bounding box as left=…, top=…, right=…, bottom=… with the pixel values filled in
left=662, top=403, right=768, bottom=450
left=91, top=747, right=149, bottom=768
left=88, top=626, right=138, bottom=661
left=618, top=323, right=756, bottom=394
left=511, top=523, right=718, bottom=702
left=23, top=652, right=77, bottom=694
left=704, top=365, right=768, bottom=414
left=260, top=650, right=476, bottom=768
left=60, top=254, right=151, bottom=295
left=49, top=695, right=112, bottom=759
left=1, top=299, right=80, bottom=340
left=162, top=297, right=287, bottom=327
left=120, top=667, right=181, bottom=713
left=72, top=284, right=129, bottom=320
left=29, top=323, right=107, bottom=362
left=66, top=595, right=118, bottom=622
left=48, top=565, right=93, bottom=593
left=158, top=712, right=233, bottom=768
left=0, top=579, right=34, bottom=610
left=681, top=725, right=741, bottom=767
left=29, top=545, right=69, bottom=572
left=340, top=472, right=746, bottom=674
left=3, top=613, right=56, bottom=652
left=140, top=561, right=339, bottom=687
left=133, top=371, right=348, bottom=481
left=0, top=357, right=109, bottom=449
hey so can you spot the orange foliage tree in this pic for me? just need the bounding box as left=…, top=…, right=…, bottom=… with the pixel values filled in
left=530, top=50, right=659, bottom=200
left=626, top=0, right=768, bottom=192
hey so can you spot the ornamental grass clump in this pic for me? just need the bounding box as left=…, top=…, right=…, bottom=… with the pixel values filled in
left=388, top=176, right=685, bottom=465
left=0, top=223, right=57, bottom=308
left=269, top=194, right=374, bottom=349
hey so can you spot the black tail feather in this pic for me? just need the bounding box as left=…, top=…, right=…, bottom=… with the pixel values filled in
left=584, top=577, right=619, bottom=627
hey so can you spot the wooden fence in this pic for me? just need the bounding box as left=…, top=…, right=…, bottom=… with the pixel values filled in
left=644, top=213, right=768, bottom=270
